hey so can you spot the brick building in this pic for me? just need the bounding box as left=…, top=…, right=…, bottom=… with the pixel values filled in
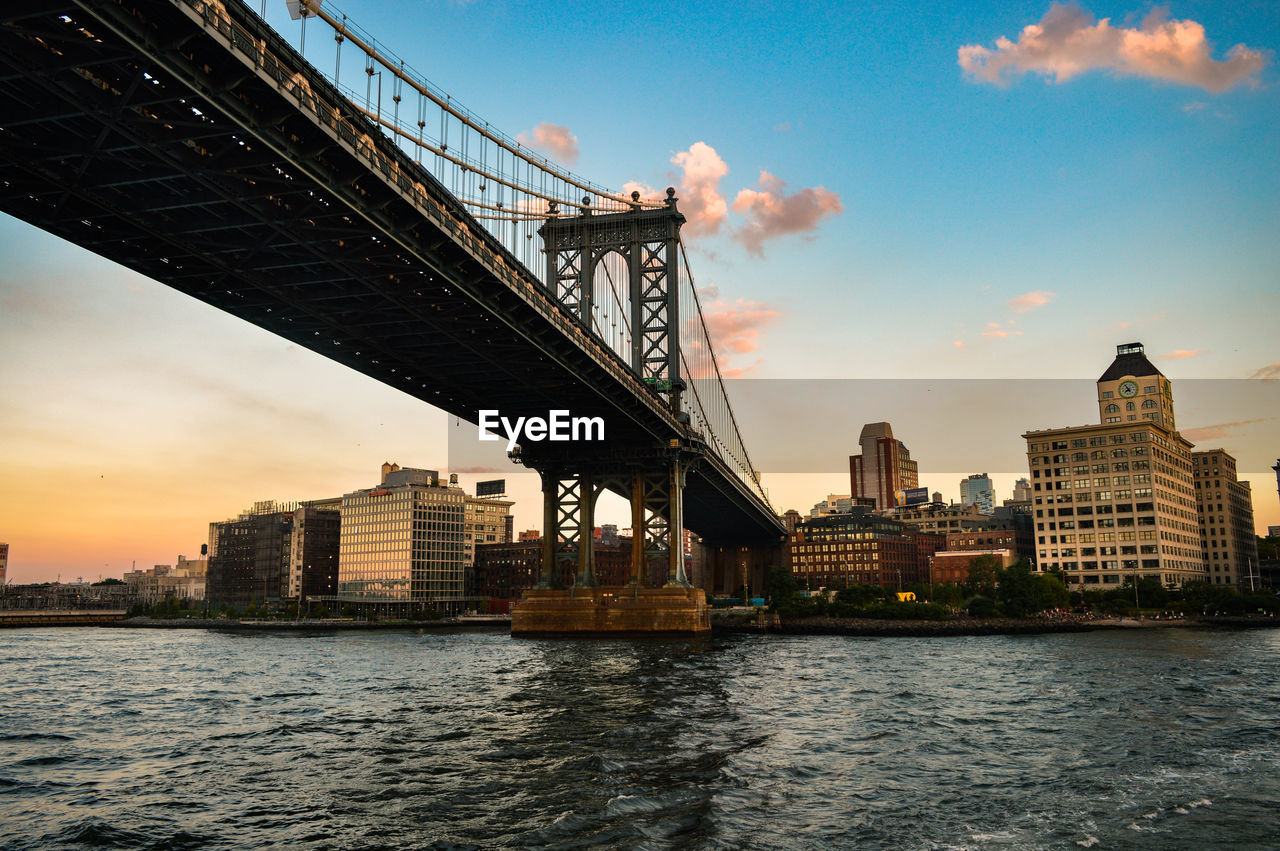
left=789, top=509, right=943, bottom=589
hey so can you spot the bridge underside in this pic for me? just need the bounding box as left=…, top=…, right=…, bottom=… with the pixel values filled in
left=0, top=0, right=785, bottom=553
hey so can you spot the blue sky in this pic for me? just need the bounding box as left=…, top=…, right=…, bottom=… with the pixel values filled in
left=2, top=0, right=1278, bottom=579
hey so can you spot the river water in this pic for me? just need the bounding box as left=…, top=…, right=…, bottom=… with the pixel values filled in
left=1, top=627, right=1277, bottom=849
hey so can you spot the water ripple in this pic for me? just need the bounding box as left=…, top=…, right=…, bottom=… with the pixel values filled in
left=0, top=627, right=1278, bottom=848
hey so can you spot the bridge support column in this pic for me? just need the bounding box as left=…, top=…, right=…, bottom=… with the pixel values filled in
left=629, top=471, right=647, bottom=587
left=665, top=456, right=690, bottom=588
left=576, top=473, right=597, bottom=588
left=537, top=470, right=558, bottom=589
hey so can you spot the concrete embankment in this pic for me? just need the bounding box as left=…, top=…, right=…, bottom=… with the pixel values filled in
left=711, top=614, right=1279, bottom=637
left=0, top=610, right=127, bottom=627
left=101, top=616, right=510, bottom=631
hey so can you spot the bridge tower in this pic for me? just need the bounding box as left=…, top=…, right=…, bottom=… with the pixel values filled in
left=511, top=191, right=708, bottom=631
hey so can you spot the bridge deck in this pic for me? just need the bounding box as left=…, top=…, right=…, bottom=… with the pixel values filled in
left=0, top=0, right=784, bottom=544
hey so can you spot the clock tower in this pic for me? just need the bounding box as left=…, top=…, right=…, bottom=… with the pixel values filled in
left=1097, top=342, right=1175, bottom=430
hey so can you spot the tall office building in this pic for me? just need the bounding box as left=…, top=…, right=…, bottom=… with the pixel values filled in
left=959, top=474, right=995, bottom=514
left=849, top=422, right=919, bottom=509
left=207, top=503, right=296, bottom=608
left=0, top=542, right=7, bottom=589
left=288, top=499, right=341, bottom=603
left=1023, top=343, right=1204, bottom=588
left=1012, top=478, right=1032, bottom=502
left=336, top=466, right=466, bottom=615
left=1193, top=449, right=1259, bottom=588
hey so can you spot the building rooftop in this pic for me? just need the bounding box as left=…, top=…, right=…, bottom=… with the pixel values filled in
left=1098, top=341, right=1163, bottom=382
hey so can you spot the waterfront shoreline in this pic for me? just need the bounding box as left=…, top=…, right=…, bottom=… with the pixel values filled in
left=711, top=614, right=1280, bottom=637
left=99, top=616, right=509, bottom=631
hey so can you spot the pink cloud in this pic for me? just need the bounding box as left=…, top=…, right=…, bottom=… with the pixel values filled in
left=1161, top=348, right=1202, bottom=360
left=954, top=340, right=965, bottom=349
left=701, top=298, right=781, bottom=363
left=721, top=359, right=764, bottom=379
left=1008, top=290, right=1056, bottom=313
left=1180, top=418, right=1270, bottom=442
left=516, top=122, right=579, bottom=164
left=1250, top=363, right=1280, bottom=380
left=982, top=322, right=1023, bottom=338
left=730, top=171, right=843, bottom=256
left=959, top=3, right=1266, bottom=93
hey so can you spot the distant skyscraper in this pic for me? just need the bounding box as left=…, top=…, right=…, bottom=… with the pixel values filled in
left=849, top=422, right=919, bottom=509
left=1012, top=478, right=1032, bottom=503
left=0, top=542, right=8, bottom=589
left=959, top=474, right=995, bottom=514
left=1193, top=449, right=1259, bottom=588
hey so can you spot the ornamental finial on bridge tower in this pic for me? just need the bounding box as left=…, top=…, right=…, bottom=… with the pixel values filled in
left=630, top=190, right=641, bottom=211
left=547, top=200, right=558, bottom=217
left=581, top=196, right=592, bottom=216
left=665, top=187, right=678, bottom=211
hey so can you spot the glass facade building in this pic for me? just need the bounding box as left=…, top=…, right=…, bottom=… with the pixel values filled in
left=337, top=468, right=466, bottom=613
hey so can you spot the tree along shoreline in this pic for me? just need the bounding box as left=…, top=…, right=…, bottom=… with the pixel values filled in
left=711, top=614, right=1279, bottom=637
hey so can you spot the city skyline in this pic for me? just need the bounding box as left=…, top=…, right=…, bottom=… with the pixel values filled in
left=3, top=0, right=1279, bottom=582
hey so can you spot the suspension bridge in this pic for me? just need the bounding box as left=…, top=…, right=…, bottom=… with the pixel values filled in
left=0, top=0, right=785, bottom=630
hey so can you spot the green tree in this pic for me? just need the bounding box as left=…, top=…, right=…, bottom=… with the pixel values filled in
left=835, top=584, right=886, bottom=606
left=964, top=555, right=1001, bottom=597
left=763, top=566, right=800, bottom=610
left=997, top=561, right=1069, bottom=617
left=1120, top=576, right=1168, bottom=608
left=968, top=596, right=998, bottom=617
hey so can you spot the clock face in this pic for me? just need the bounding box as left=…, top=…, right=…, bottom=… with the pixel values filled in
left=1119, top=380, right=1138, bottom=398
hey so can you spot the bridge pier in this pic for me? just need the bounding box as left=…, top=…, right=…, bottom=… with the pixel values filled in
left=700, top=543, right=782, bottom=603
left=514, top=451, right=708, bottom=634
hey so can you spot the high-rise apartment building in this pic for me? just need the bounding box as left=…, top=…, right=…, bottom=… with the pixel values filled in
left=1193, top=449, right=1259, bottom=588
left=336, top=466, right=466, bottom=615
left=849, top=422, right=919, bottom=509
left=959, top=474, right=995, bottom=514
left=1023, top=343, right=1204, bottom=588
